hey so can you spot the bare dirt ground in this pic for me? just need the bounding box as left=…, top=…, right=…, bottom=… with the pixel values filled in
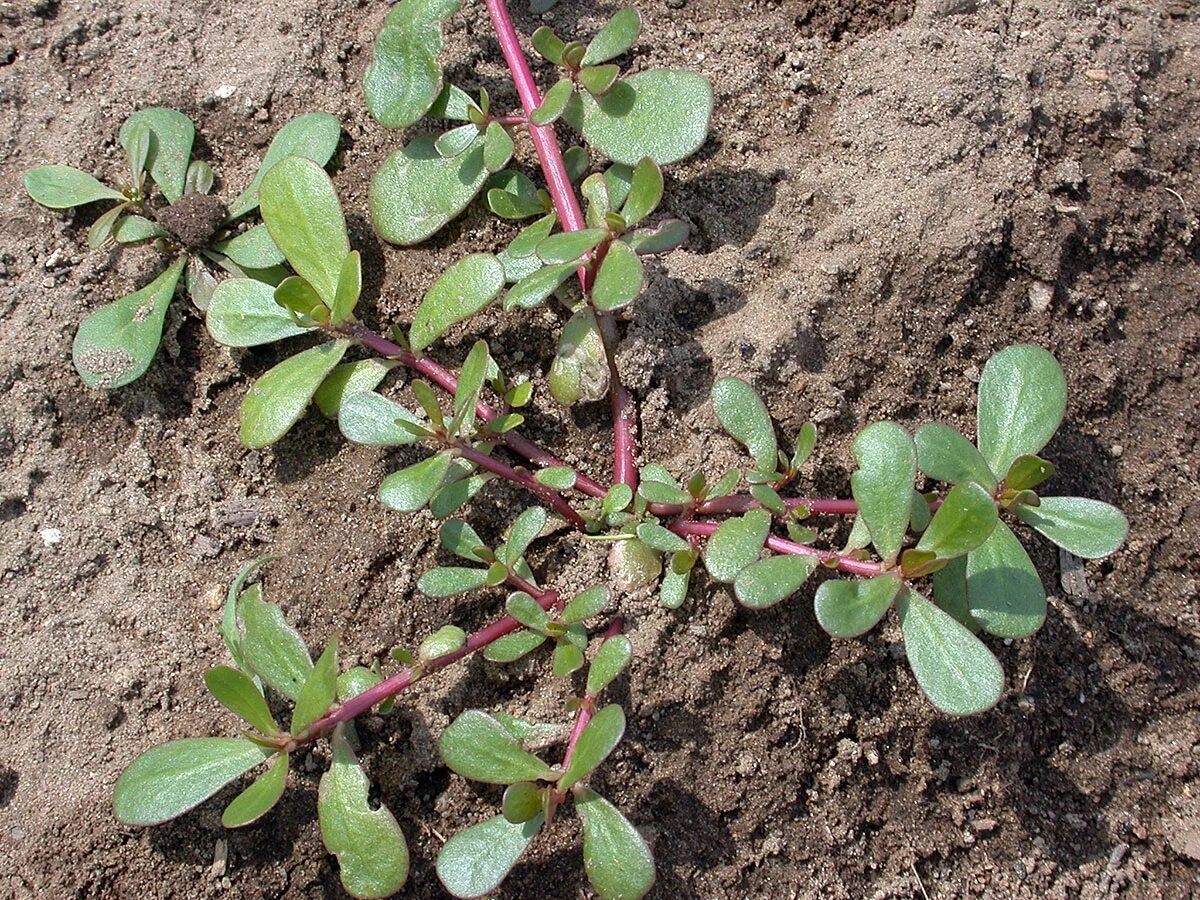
left=1, top=0, right=1199, bottom=896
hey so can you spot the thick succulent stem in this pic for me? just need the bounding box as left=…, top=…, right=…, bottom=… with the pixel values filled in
left=455, top=442, right=588, bottom=529
left=483, top=0, right=639, bottom=491
left=649, top=495, right=860, bottom=518
left=559, top=618, right=625, bottom=777
left=671, top=520, right=885, bottom=578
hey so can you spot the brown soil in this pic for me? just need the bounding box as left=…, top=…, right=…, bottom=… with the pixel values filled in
left=2, top=0, right=1199, bottom=897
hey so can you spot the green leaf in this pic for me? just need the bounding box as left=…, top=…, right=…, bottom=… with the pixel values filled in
left=554, top=641, right=586, bottom=676
left=914, top=423, right=998, bottom=491
left=72, top=257, right=186, bottom=389
left=487, top=173, right=547, bottom=221
left=124, top=122, right=151, bottom=186
left=537, top=227, right=607, bottom=264
left=483, top=630, right=548, bottom=663
left=420, top=624, right=467, bottom=660
left=977, top=344, right=1066, bottom=481
left=206, top=277, right=310, bottom=347
left=965, top=521, right=1045, bottom=638
left=531, top=78, right=575, bottom=126
left=635, top=523, right=691, bottom=553
left=659, top=566, right=690, bottom=609
left=291, top=638, right=338, bottom=734
left=910, top=490, right=932, bottom=533
left=533, top=25, right=565, bottom=63
left=330, top=250, right=362, bottom=325
left=562, top=585, right=610, bottom=624
left=437, top=814, right=543, bottom=899
left=436, top=123, right=482, bottom=159
left=582, top=7, right=642, bottom=65
left=620, top=158, right=662, bottom=227
left=428, top=82, right=477, bottom=120
left=506, top=592, right=550, bottom=632
left=418, top=566, right=489, bottom=598
left=503, top=506, right=548, bottom=565
left=577, top=788, right=655, bottom=900
left=185, top=159, right=215, bottom=195
left=579, top=64, right=620, bottom=96
left=221, top=556, right=276, bottom=671
left=441, top=519, right=491, bottom=562
left=483, top=122, right=515, bottom=173
left=637, top=480, right=691, bottom=505
left=733, top=554, right=818, bottom=610
left=582, top=173, right=613, bottom=228
left=114, top=738, right=272, bottom=826
left=930, top=556, right=978, bottom=631
left=449, top=339, right=489, bottom=438
left=379, top=452, right=455, bottom=513
left=560, top=704, right=625, bottom=791
left=364, top=0, right=461, bottom=129
left=119, top=108, right=195, bottom=202
left=915, top=481, right=998, bottom=560
left=212, top=224, right=286, bottom=269
left=86, top=202, right=127, bottom=249
left=240, top=588, right=314, bottom=700
left=571, top=69, right=712, bottom=166
left=409, top=254, right=505, bottom=351
left=813, top=574, right=903, bottom=638
left=623, top=218, right=689, bottom=255
left=25, top=164, right=124, bottom=208
left=850, top=422, right=917, bottom=565
left=203, top=665, right=278, bottom=735
left=896, top=589, right=1004, bottom=715
left=703, top=509, right=771, bottom=583
left=592, top=240, right=644, bottom=311
left=440, top=710, right=555, bottom=784
left=370, top=134, right=488, bottom=246
left=339, top=391, right=425, bottom=447
left=1011, top=496, right=1128, bottom=559
left=712, top=377, right=777, bottom=472
left=221, top=752, right=289, bottom=828
left=1004, top=455, right=1055, bottom=492
left=586, top=636, right=632, bottom=697
left=337, top=666, right=384, bottom=702
left=113, top=214, right=168, bottom=244
left=260, top=157, right=350, bottom=308
left=549, top=308, right=609, bottom=404
left=239, top=341, right=350, bottom=448
left=319, top=727, right=410, bottom=898
left=314, top=359, right=393, bottom=418
left=273, top=276, right=327, bottom=323
left=228, top=112, right=342, bottom=218
left=534, top=466, right=577, bottom=490
left=503, top=782, right=543, bottom=824
left=504, top=261, right=577, bottom=311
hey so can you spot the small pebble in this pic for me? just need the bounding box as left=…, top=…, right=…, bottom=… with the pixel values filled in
left=214, top=84, right=237, bottom=99
left=39, top=526, right=62, bottom=547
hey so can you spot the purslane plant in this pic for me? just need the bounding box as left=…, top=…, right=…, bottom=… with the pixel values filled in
left=24, top=1, right=1128, bottom=897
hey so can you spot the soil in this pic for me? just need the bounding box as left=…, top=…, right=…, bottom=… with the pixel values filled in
left=1, top=0, right=1198, bottom=897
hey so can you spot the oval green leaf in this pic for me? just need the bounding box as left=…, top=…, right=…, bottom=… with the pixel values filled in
left=577, top=788, right=655, bottom=900
left=483, top=630, right=548, bottom=663
left=585, top=636, right=632, bottom=697
left=291, top=637, right=338, bottom=735
left=408, top=253, right=505, bottom=351
left=206, top=277, right=310, bottom=347
left=379, top=452, right=455, bottom=513
left=240, top=588, right=314, bottom=700
left=914, top=423, right=997, bottom=491
left=965, top=521, right=1045, bottom=638
left=339, top=391, right=424, bottom=447
left=850, top=422, right=916, bottom=565
left=228, top=112, right=342, bottom=219
left=734, top=554, right=818, bottom=610
left=977, top=344, right=1066, bottom=481
left=711, top=377, right=776, bottom=473
left=221, top=752, right=289, bottom=828
left=440, top=710, right=555, bottom=785
left=560, top=704, right=625, bottom=791
left=536, top=227, right=607, bottom=265
left=213, top=224, right=286, bottom=269
left=364, top=0, right=461, bottom=129
left=813, top=573, right=903, bottom=638
left=239, top=340, right=350, bottom=448
left=203, top=665, right=278, bottom=735
left=370, top=134, right=488, bottom=246
left=418, top=566, right=489, bottom=598
left=1011, top=495, right=1128, bottom=559
left=119, top=108, right=195, bottom=202
left=582, top=7, right=642, bottom=65
left=437, top=813, right=543, bottom=899
left=703, top=509, right=771, bottom=584
left=592, top=239, right=644, bottom=311
left=24, top=165, right=124, bottom=209
left=314, top=358, right=392, bottom=419
left=915, top=481, right=998, bottom=560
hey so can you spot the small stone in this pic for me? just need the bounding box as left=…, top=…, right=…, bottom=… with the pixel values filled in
left=214, top=84, right=237, bottom=99
left=189, top=533, right=223, bottom=559
left=1051, top=159, right=1086, bottom=192
left=1029, top=281, right=1054, bottom=312
left=39, top=526, right=62, bottom=547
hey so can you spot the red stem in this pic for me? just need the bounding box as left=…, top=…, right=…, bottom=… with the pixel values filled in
left=456, top=442, right=587, bottom=529
left=649, top=495, right=859, bottom=518
left=671, top=520, right=885, bottom=578
left=559, top=618, right=625, bottom=775
left=483, top=0, right=639, bottom=491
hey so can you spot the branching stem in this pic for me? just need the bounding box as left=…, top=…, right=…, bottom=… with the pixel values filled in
left=455, top=442, right=588, bottom=529
left=671, top=520, right=885, bottom=578
left=559, top=618, right=625, bottom=778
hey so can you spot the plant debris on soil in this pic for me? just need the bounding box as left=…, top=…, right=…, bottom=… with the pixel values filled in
left=1, top=0, right=1198, bottom=897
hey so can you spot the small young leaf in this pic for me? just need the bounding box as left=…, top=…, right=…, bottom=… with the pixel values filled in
left=586, top=636, right=632, bottom=697
left=449, top=339, right=489, bottom=438
left=24, top=165, right=124, bottom=208
left=440, top=520, right=491, bottom=562
left=534, top=466, right=577, bottom=490
left=420, top=624, right=468, bottom=660
left=185, top=159, right=215, bottom=196
left=591, top=240, right=644, bottom=311
left=659, top=566, right=691, bottom=609
left=850, top=422, right=917, bottom=565
left=531, top=77, right=575, bottom=126
left=124, top=122, right=151, bottom=187
left=431, top=470, right=493, bottom=519
left=915, top=481, right=998, bottom=561
left=436, top=123, right=481, bottom=159
left=896, top=589, right=1004, bottom=715
left=582, top=6, right=642, bottom=65
left=379, top=452, right=455, bottom=513
left=319, top=727, right=410, bottom=898
left=712, top=377, right=777, bottom=473
left=553, top=641, right=586, bottom=677
left=203, top=665, right=278, bottom=735
left=582, top=173, right=612, bottom=228
left=813, top=574, right=903, bottom=638
left=85, top=202, right=126, bottom=249
left=504, top=261, right=578, bottom=311
left=1004, top=454, right=1055, bottom=492
left=337, top=666, right=384, bottom=702
left=502, top=506, right=548, bottom=566
left=370, top=134, right=488, bottom=246
left=114, top=737, right=273, bottom=826
left=503, top=782, right=544, bottom=824
left=239, top=341, right=350, bottom=448
left=409, top=254, right=505, bottom=351
left=291, top=638, right=338, bottom=735
left=537, top=227, right=607, bottom=265
left=220, top=556, right=277, bottom=671
left=577, top=788, right=655, bottom=900
left=260, top=157, right=350, bottom=308
left=330, top=250, right=362, bottom=325
left=506, top=591, right=551, bottom=632
left=484, top=121, right=515, bottom=173
left=623, top=218, right=689, bottom=254
left=72, top=257, right=186, bottom=389
left=562, top=585, right=609, bottom=624
left=910, top=490, right=932, bottom=533
left=339, top=392, right=425, bottom=446
left=750, top=484, right=786, bottom=515
left=602, top=484, right=634, bottom=516
left=914, top=423, right=998, bottom=491
left=703, top=509, right=771, bottom=583
left=113, top=214, right=169, bottom=244
left=533, top=25, right=565, bottom=63
left=364, top=0, right=461, bottom=129
left=571, top=69, right=712, bottom=166
left=212, top=224, right=287, bottom=270
left=488, top=179, right=548, bottom=221
left=560, top=704, right=625, bottom=791
left=228, top=112, right=342, bottom=218
left=620, top=157, right=663, bottom=227
left=206, top=278, right=310, bottom=347
left=119, top=108, right=195, bottom=202
left=549, top=308, right=609, bottom=405
left=635, top=523, right=691, bottom=554
left=977, top=344, right=1066, bottom=481
left=273, top=276, right=327, bottom=323
left=705, top=468, right=740, bottom=502
left=579, top=64, right=620, bottom=96
left=428, top=82, right=477, bottom=121
left=418, top=566, right=489, bottom=598
left=440, top=710, right=555, bottom=784
left=437, top=813, right=543, bottom=899
left=483, top=630, right=548, bottom=663
left=1011, top=496, right=1128, bottom=559
left=733, top=554, right=818, bottom=610
left=221, top=752, right=289, bottom=828
left=965, top=521, right=1045, bottom=638
left=241, top=589, right=313, bottom=700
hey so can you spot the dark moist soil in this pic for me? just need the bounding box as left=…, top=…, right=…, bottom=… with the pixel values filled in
left=1, top=0, right=1198, bottom=897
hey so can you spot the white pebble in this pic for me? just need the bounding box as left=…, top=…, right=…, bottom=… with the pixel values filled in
left=39, top=527, right=63, bottom=547
left=214, top=84, right=237, bottom=99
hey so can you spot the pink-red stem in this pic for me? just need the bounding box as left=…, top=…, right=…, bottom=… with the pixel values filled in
left=559, top=618, right=625, bottom=776
left=671, top=520, right=885, bottom=578
left=456, top=442, right=587, bottom=529
left=649, top=495, right=859, bottom=518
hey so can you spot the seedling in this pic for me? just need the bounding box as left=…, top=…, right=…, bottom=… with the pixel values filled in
left=25, top=109, right=341, bottom=387
left=67, top=2, right=1129, bottom=897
